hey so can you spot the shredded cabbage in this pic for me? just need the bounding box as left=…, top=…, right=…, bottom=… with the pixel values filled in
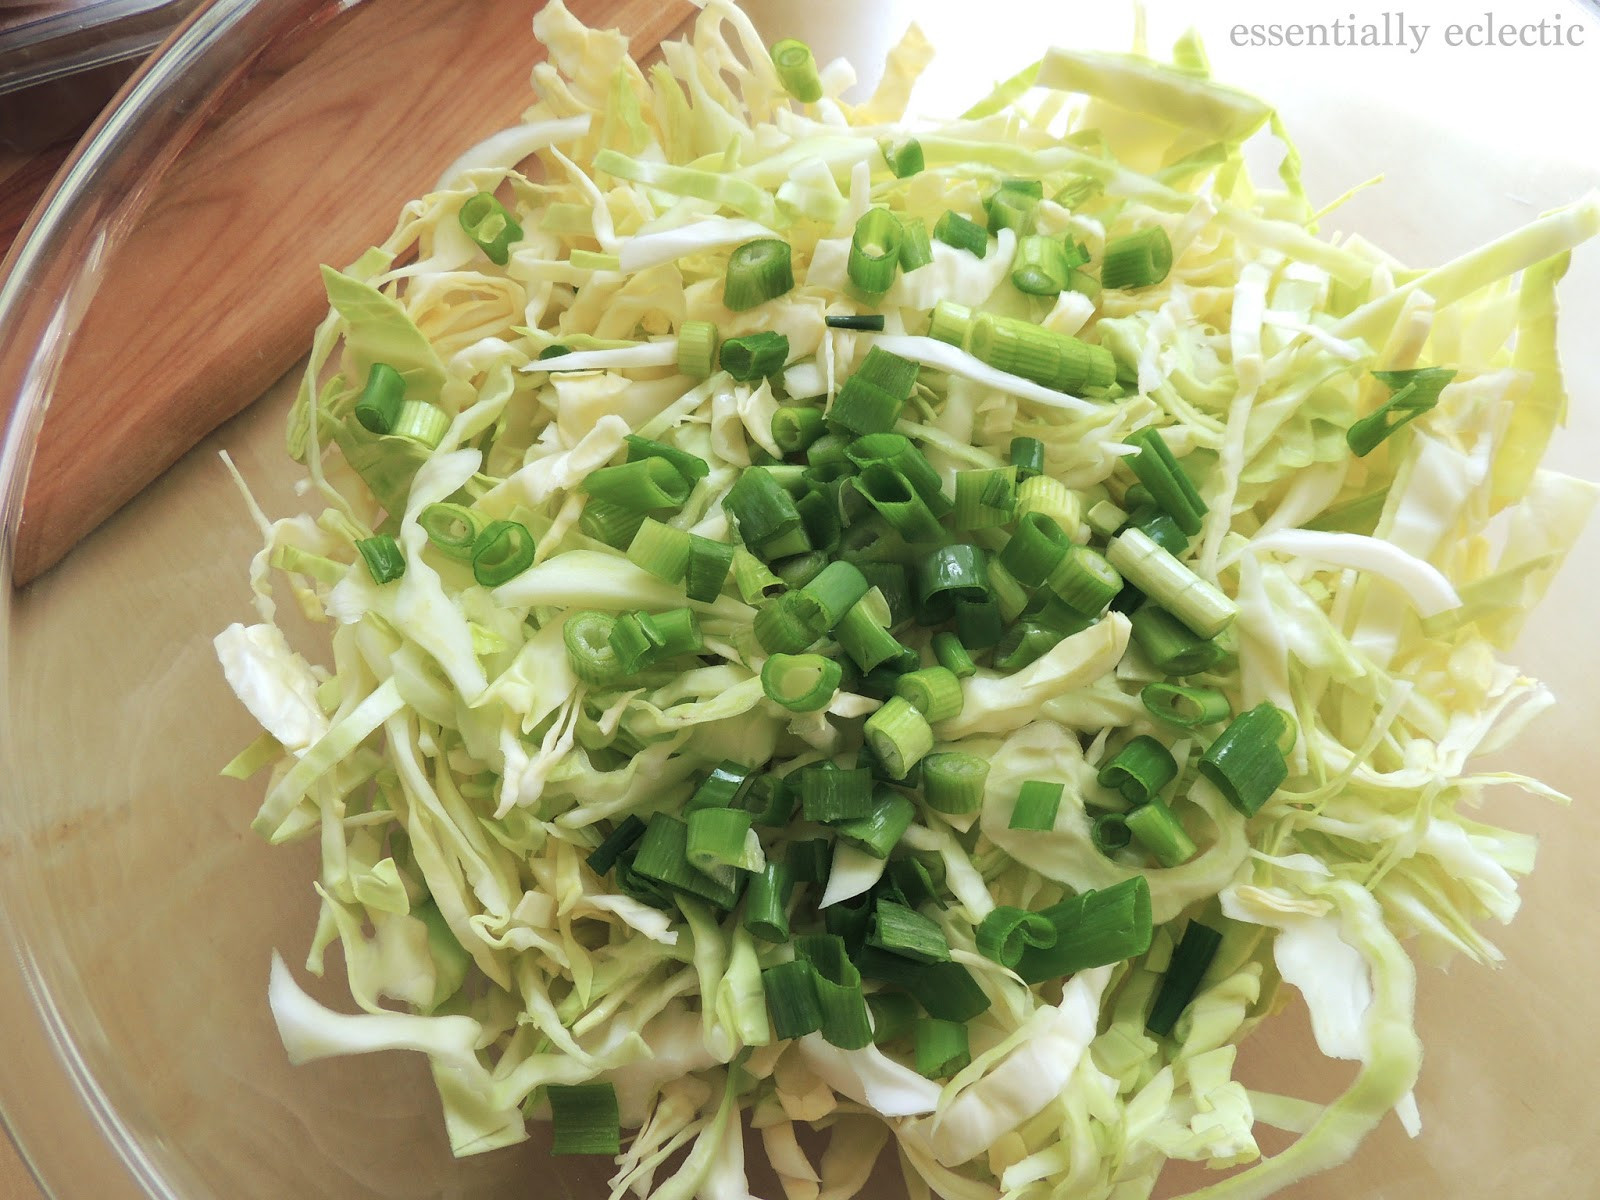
left=215, top=4, right=1593, bottom=1198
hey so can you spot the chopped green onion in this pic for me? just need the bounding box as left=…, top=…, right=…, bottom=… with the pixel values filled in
left=685, top=535, right=735, bottom=603
left=391, top=400, right=449, bottom=448
left=846, top=433, right=950, bottom=514
left=677, top=319, right=719, bottom=378
left=855, top=465, right=945, bottom=543
left=1020, top=591, right=1093, bottom=637
left=993, top=621, right=1064, bottom=672
left=724, top=238, right=795, bottom=311
left=848, top=207, right=904, bottom=295
left=626, top=434, right=710, bottom=485
left=830, top=347, right=919, bottom=436
left=471, top=520, right=537, bottom=587
left=1128, top=604, right=1227, bottom=675
left=1097, top=735, right=1178, bottom=804
left=795, top=935, right=873, bottom=1049
left=798, top=765, right=874, bottom=822
left=1017, top=474, right=1081, bottom=538
left=633, top=814, right=742, bottom=908
left=801, top=560, right=871, bottom=629
left=585, top=815, right=647, bottom=876
left=1009, top=779, right=1064, bottom=831
left=985, top=181, right=1039, bottom=235
left=968, top=312, right=1116, bottom=394
left=927, top=299, right=973, bottom=346
left=745, top=861, right=794, bottom=942
left=882, top=137, right=925, bottom=178
left=353, top=362, right=406, bottom=434
left=687, top=806, right=758, bottom=873
left=732, top=547, right=786, bottom=604
left=1107, top=528, right=1236, bottom=639
left=546, top=1083, right=620, bottom=1156
left=857, top=562, right=912, bottom=624
left=607, top=612, right=657, bottom=674
left=652, top=607, right=702, bottom=658
left=724, top=466, right=802, bottom=546
left=864, top=696, right=935, bottom=780
left=613, top=851, right=673, bottom=911
left=754, top=590, right=828, bottom=654
left=1132, top=510, right=1185, bottom=556
left=563, top=610, right=622, bottom=685
left=913, top=1018, right=971, bottom=1078
left=1087, top=500, right=1129, bottom=540
left=886, top=856, right=940, bottom=910
left=581, top=458, right=692, bottom=511
left=761, top=653, right=843, bottom=712
left=458, top=191, right=522, bottom=265
left=975, top=905, right=1057, bottom=968
left=1012, top=876, right=1154, bottom=984
left=772, top=406, right=826, bottom=454
left=770, top=37, right=823, bottom=103
left=1199, top=703, right=1292, bottom=817
left=1146, top=921, right=1222, bottom=1037
left=898, top=216, right=933, bottom=271
left=418, top=502, right=486, bottom=561
left=854, top=951, right=991, bottom=1022
left=1126, top=797, right=1198, bottom=867
left=626, top=518, right=691, bottom=583
left=1091, top=811, right=1133, bottom=857
left=773, top=549, right=827, bottom=591
left=1101, top=226, right=1173, bottom=290
left=1009, top=436, right=1045, bottom=480
left=893, top=667, right=963, bottom=722
left=787, top=837, right=832, bottom=884
left=354, top=535, right=405, bottom=585
left=538, top=344, right=572, bottom=359
left=870, top=899, right=949, bottom=963
left=1126, top=427, right=1207, bottom=536
left=933, top=210, right=987, bottom=258
left=763, top=959, right=824, bottom=1039
left=580, top=500, right=647, bottom=549
left=826, top=313, right=887, bottom=332
left=720, top=331, right=790, bottom=382
left=687, top=760, right=756, bottom=812
left=985, top=560, right=1030, bottom=624
left=1348, top=367, right=1457, bottom=457
left=868, top=992, right=918, bottom=1043
left=835, top=789, right=917, bottom=859
left=954, top=596, right=1005, bottom=648
left=998, top=512, right=1071, bottom=587
left=1011, top=234, right=1073, bottom=296
left=835, top=592, right=905, bottom=674
left=914, top=544, right=989, bottom=623
left=1047, top=545, right=1122, bottom=615
left=1141, top=682, right=1232, bottom=728
left=931, top=633, right=977, bottom=679
left=953, top=466, right=1017, bottom=530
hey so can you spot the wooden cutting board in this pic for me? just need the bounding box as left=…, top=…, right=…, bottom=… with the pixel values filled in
left=11, top=0, right=696, bottom=586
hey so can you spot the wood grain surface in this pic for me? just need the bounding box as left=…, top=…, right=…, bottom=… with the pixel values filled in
left=12, top=0, right=695, bottom=585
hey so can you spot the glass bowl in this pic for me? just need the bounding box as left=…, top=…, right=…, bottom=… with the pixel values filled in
left=1, top=1, right=1597, bottom=1197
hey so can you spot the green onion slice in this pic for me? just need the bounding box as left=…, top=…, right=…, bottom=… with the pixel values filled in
left=356, top=534, right=405, bottom=584
left=547, top=1083, right=620, bottom=1156
left=761, top=652, right=843, bottom=712
left=975, top=905, right=1058, bottom=968
left=724, top=238, right=796, bottom=311
left=1146, top=921, right=1223, bottom=1037
left=353, top=362, right=406, bottom=434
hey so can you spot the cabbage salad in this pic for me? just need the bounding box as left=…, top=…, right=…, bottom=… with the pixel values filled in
left=214, top=3, right=1598, bottom=1198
